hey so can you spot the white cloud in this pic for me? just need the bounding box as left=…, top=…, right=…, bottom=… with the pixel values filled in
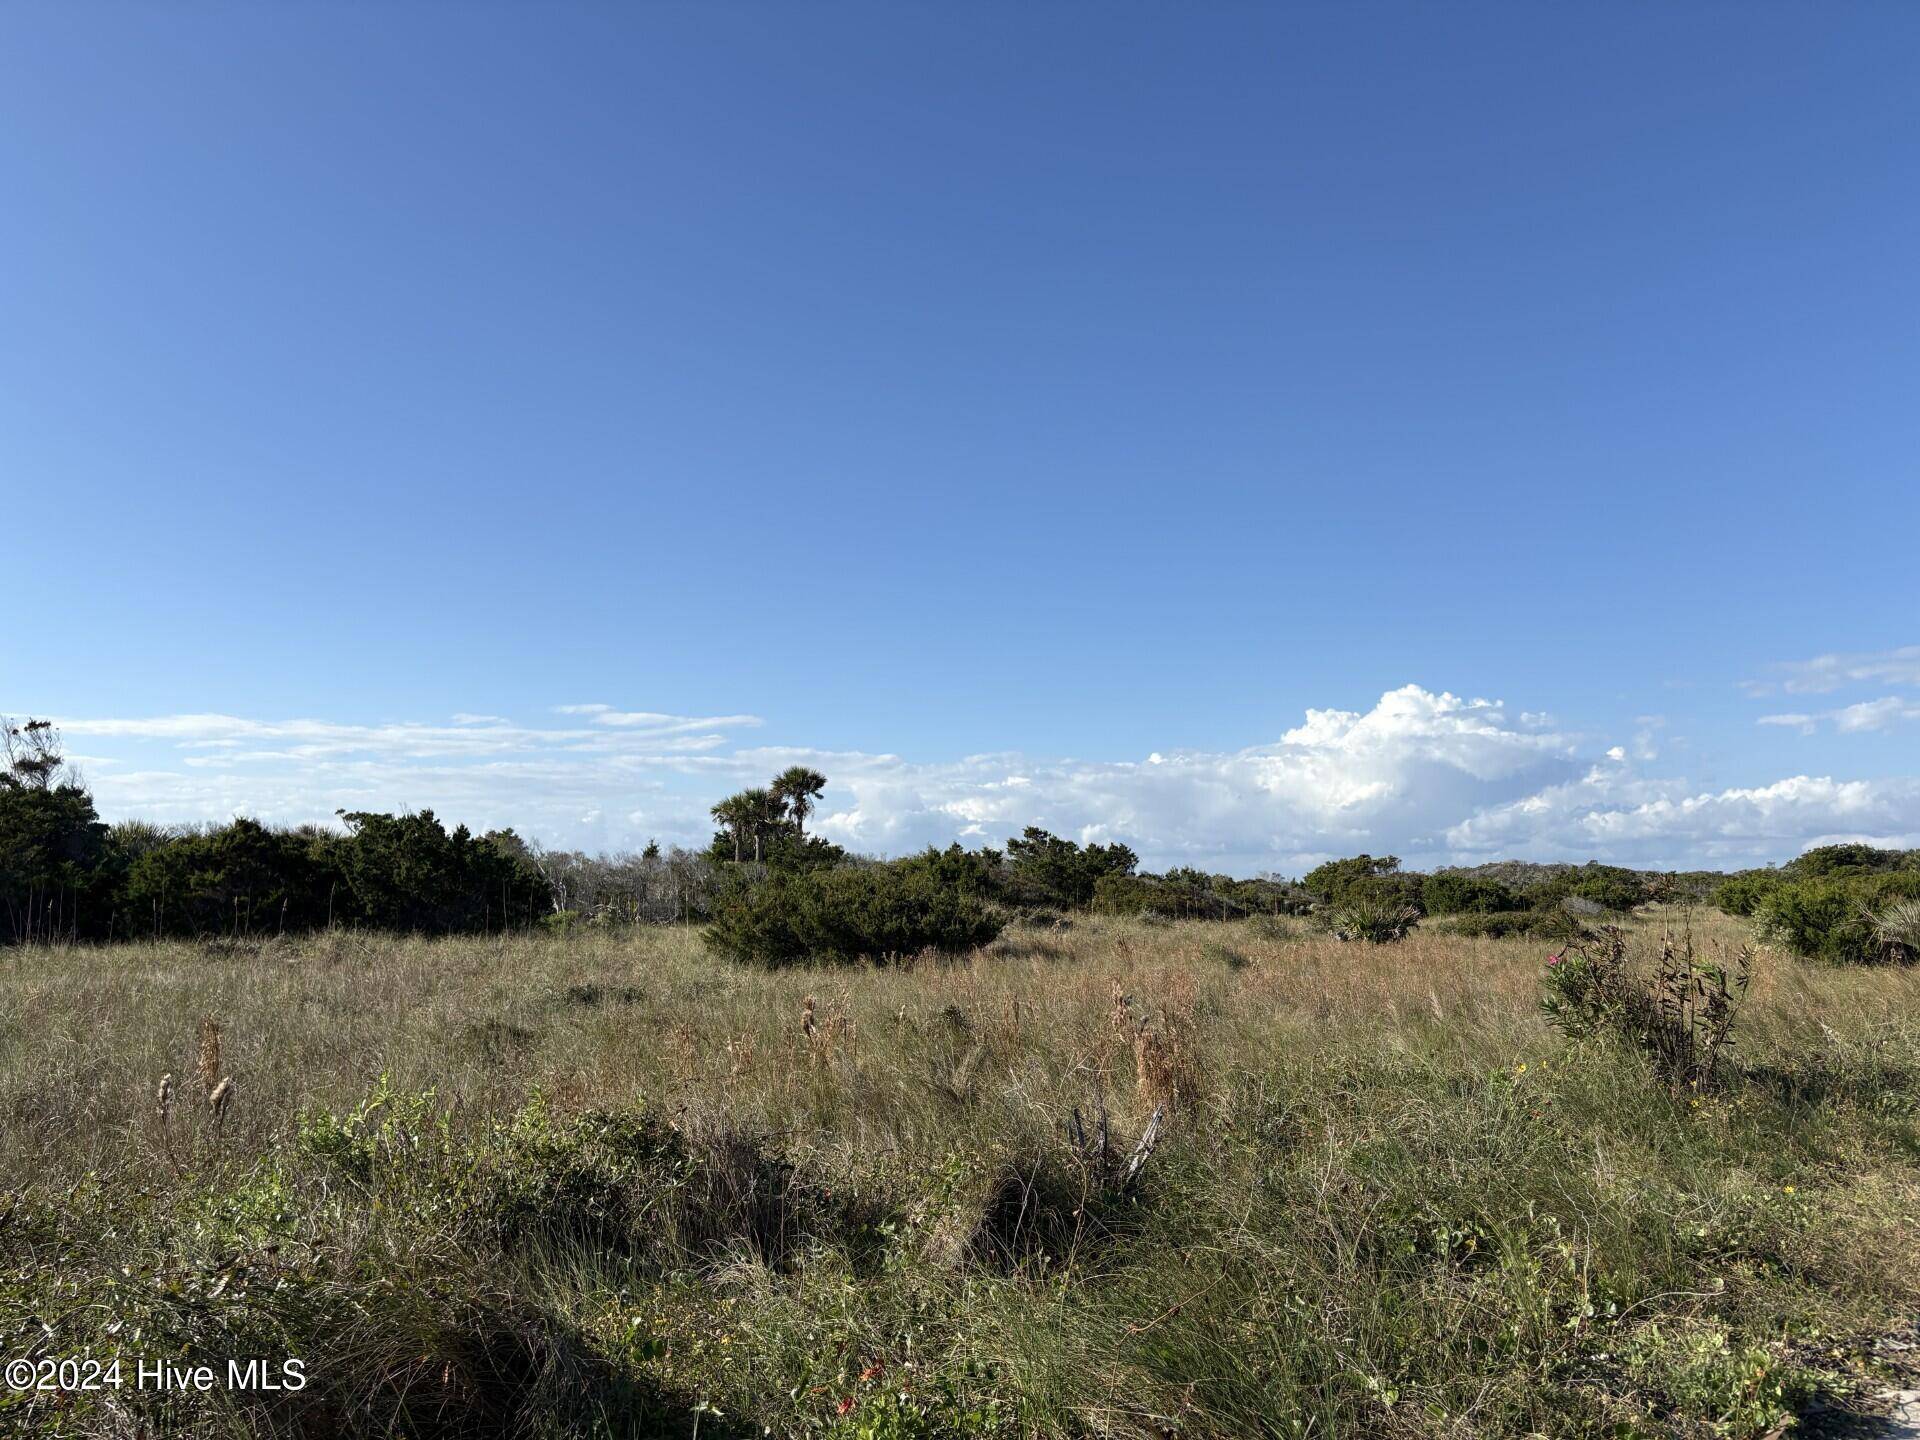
left=1447, top=773, right=1920, bottom=867
left=18, top=686, right=1920, bottom=872
left=1758, top=696, right=1920, bottom=735
left=1746, top=644, right=1920, bottom=696
left=805, top=685, right=1585, bottom=871
left=551, top=704, right=761, bottom=733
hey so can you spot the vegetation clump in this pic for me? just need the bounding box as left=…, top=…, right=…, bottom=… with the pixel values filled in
left=704, top=863, right=1005, bottom=966
left=1541, top=923, right=1751, bottom=1092
left=1324, top=892, right=1422, bottom=943
left=1714, top=845, right=1920, bottom=965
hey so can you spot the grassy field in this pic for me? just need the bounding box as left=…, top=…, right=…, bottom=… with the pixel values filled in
left=2, top=912, right=1917, bottom=1438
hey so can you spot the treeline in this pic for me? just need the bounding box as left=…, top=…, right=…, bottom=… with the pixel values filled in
left=0, top=717, right=555, bottom=943
left=1286, top=853, right=1702, bottom=942
left=8, top=716, right=1917, bottom=965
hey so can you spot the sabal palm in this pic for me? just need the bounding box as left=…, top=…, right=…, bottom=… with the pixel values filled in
left=710, top=795, right=754, bottom=863
left=738, top=787, right=776, bottom=863
left=772, top=766, right=828, bottom=837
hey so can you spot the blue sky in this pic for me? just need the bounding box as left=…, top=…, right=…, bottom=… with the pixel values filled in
left=4, top=3, right=1917, bottom=871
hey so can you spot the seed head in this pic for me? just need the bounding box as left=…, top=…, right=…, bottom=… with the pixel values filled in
left=196, top=1015, right=223, bottom=1096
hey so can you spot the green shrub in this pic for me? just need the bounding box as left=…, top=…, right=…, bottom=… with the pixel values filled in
left=1711, top=869, right=1784, bottom=917
left=1624, top=1320, right=1813, bottom=1437
left=476, top=1097, right=690, bottom=1249
left=1303, top=854, right=1423, bottom=912
left=893, top=842, right=1005, bottom=896
left=1421, top=871, right=1523, bottom=915
left=1537, top=863, right=1651, bottom=914
left=705, top=865, right=1005, bottom=966
left=1756, top=871, right=1920, bottom=964
left=1091, top=872, right=1240, bottom=920
left=1244, top=912, right=1298, bottom=941
left=1004, top=827, right=1137, bottom=909
left=1786, top=842, right=1916, bottom=879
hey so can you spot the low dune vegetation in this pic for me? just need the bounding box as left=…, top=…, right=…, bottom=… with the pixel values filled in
left=3, top=908, right=1919, bottom=1439
left=4, top=733, right=1920, bottom=1437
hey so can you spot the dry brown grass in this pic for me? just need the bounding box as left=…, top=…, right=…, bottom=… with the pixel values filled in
left=2, top=910, right=1918, bottom=1438
left=0, top=906, right=1904, bottom=1180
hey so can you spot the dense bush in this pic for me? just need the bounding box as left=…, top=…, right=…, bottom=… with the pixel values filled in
left=1421, top=871, right=1524, bottom=915
left=1717, top=845, right=1916, bottom=928
left=1712, top=868, right=1785, bottom=917
left=1303, top=854, right=1419, bottom=908
left=893, top=842, right=1006, bottom=896
left=1756, top=870, right=1920, bottom=965
left=704, top=863, right=1005, bottom=966
left=1005, top=827, right=1138, bottom=909
left=1092, top=872, right=1241, bottom=920
left=1166, top=867, right=1312, bottom=916
left=122, top=818, right=339, bottom=937
left=1788, top=842, right=1917, bottom=879
left=1, top=720, right=555, bottom=943
left=320, top=810, right=550, bottom=932
left=0, top=773, right=110, bottom=943
left=1538, top=863, right=1653, bottom=914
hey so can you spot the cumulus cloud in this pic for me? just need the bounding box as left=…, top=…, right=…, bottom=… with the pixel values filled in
left=1745, top=644, right=1920, bottom=696
left=18, top=686, right=1920, bottom=872
left=781, top=686, right=1586, bottom=873
left=1446, top=772, right=1920, bottom=866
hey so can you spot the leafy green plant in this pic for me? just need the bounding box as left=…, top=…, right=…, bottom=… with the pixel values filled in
left=1004, top=827, right=1138, bottom=909
left=1542, top=925, right=1750, bottom=1092
left=1624, top=1321, right=1813, bottom=1437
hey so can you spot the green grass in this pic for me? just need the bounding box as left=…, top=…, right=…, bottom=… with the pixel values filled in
left=1, top=911, right=1916, bottom=1437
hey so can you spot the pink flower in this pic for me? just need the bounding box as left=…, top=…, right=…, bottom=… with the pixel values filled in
left=1545, top=953, right=1563, bottom=968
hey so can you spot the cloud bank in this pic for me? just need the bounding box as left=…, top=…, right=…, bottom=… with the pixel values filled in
left=23, top=684, right=1920, bottom=873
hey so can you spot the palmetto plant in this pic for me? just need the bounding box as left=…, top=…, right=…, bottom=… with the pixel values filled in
left=1326, top=894, right=1420, bottom=944
left=1868, top=898, right=1920, bottom=964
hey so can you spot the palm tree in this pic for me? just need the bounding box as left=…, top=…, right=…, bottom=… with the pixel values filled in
left=739, top=787, right=776, bottom=863
left=772, top=766, right=828, bottom=838
left=710, top=795, right=754, bottom=863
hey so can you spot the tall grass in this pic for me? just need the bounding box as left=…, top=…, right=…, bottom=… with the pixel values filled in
left=1, top=912, right=1917, bottom=1437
